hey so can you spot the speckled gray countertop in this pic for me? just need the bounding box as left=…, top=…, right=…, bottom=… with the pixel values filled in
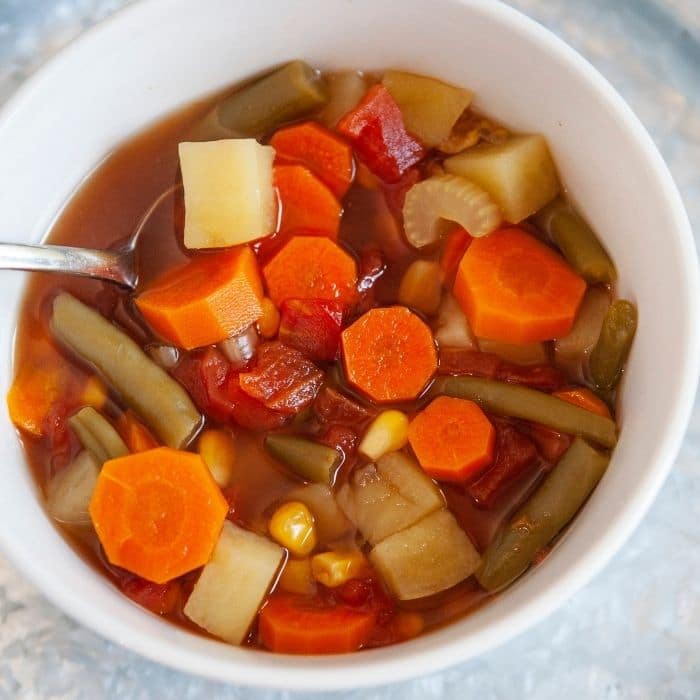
left=0, top=1, right=699, bottom=698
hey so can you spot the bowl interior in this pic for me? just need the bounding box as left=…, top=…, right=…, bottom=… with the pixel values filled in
left=0, top=0, right=696, bottom=690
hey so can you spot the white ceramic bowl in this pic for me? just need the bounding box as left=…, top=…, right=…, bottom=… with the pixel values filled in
left=0, top=0, right=697, bottom=691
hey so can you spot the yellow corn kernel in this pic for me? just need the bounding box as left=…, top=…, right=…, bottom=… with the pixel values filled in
left=81, top=376, right=108, bottom=410
left=311, top=550, right=368, bottom=588
left=197, top=428, right=236, bottom=487
left=398, top=260, right=443, bottom=316
left=358, top=410, right=409, bottom=461
left=257, top=297, right=280, bottom=339
left=269, top=502, right=317, bottom=556
left=278, top=558, right=316, bottom=595
left=394, top=611, right=424, bottom=640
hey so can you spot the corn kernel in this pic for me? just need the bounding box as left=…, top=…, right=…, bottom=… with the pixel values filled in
left=197, top=428, right=236, bottom=487
left=278, top=558, right=316, bottom=595
left=269, top=502, right=317, bottom=556
left=398, top=260, right=443, bottom=316
left=257, top=297, right=280, bottom=339
left=394, top=611, right=424, bottom=640
left=81, top=376, right=108, bottom=410
left=311, top=550, right=367, bottom=588
left=358, top=410, right=409, bottom=461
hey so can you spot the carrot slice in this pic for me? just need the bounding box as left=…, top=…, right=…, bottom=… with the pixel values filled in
left=136, top=247, right=264, bottom=350
left=440, top=225, right=472, bottom=282
left=259, top=594, right=376, bottom=654
left=274, top=165, right=342, bottom=238
left=263, top=236, right=358, bottom=307
left=453, top=227, right=586, bottom=343
left=270, top=122, right=354, bottom=199
left=116, top=410, right=160, bottom=452
left=408, top=396, right=495, bottom=481
left=341, top=306, right=437, bottom=403
left=552, top=387, right=611, bottom=418
left=89, top=447, right=227, bottom=584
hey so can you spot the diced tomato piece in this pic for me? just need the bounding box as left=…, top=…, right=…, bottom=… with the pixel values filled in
left=336, top=578, right=372, bottom=607
left=438, top=349, right=501, bottom=378
left=441, top=226, right=472, bottom=282
left=239, top=342, right=323, bottom=414
left=318, top=424, right=358, bottom=458
left=278, top=299, right=344, bottom=362
left=356, top=246, right=386, bottom=295
left=119, top=576, right=181, bottom=616
left=496, top=363, right=567, bottom=392
left=381, top=167, right=421, bottom=218
left=313, top=386, right=373, bottom=426
left=528, top=423, right=572, bottom=464
left=337, top=85, right=425, bottom=183
left=224, top=374, right=291, bottom=430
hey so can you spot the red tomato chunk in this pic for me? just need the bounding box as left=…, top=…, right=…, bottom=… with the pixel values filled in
left=278, top=299, right=344, bottom=362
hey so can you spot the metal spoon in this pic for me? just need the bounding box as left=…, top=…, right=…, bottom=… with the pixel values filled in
left=0, top=185, right=180, bottom=289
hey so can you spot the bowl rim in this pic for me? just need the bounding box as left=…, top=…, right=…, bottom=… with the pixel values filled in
left=0, top=0, right=698, bottom=690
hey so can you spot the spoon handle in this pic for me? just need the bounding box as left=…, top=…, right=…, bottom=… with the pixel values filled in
left=0, top=243, right=135, bottom=287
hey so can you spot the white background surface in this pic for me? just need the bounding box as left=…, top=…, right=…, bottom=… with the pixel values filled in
left=0, top=1, right=698, bottom=697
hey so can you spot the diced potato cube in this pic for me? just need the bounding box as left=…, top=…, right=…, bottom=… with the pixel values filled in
left=477, top=338, right=548, bottom=366
left=435, top=292, right=477, bottom=350
left=197, top=428, right=236, bottom=487
left=383, top=71, right=473, bottom=147
left=337, top=451, right=443, bottom=545
left=398, top=260, right=443, bottom=316
left=370, top=509, right=481, bottom=600
left=359, top=410, right=409, bottom=462
left=286, top=483, right=353, bottom=543
left=184, top=521, right=284, bottom=644
left=179, top=139, right=275, bottom=249
left=46, top=450, right=100, bottom=525
left=444, top=134, right=560, bottom=223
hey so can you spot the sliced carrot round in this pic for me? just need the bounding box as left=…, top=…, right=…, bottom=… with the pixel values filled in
left=408, top=396, right=495, bottom=481
left=263, top=236, right=358, bottom=307
left=341, top=306, right=437, bottom=403
left=453, top=227, right=586, bottom=343
left=552, top=387, right=611, bottom=418
left=89, top=447, right=227, bottom=584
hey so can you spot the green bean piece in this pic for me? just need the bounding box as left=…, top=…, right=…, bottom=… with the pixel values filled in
left=589, top=299, right=637, bottom=391
left=477, top=437, right=609, bottom=591
left=433, top=376, right=617, bottom=448
left=51, top=293, right=201, bottom=449
left=68, top=407, right=129, bottom=464
left=533, top=198, right=616, bottom=284
left=264, top=434, right=341, bottom=484
left=214, top=61, right=328, bottom=137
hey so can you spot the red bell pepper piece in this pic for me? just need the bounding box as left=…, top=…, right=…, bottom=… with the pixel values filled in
left=278, top=298, right=344, bottom=362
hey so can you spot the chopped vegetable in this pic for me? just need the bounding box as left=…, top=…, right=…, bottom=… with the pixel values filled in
left=311, top=550, right=368, bottom=587
left=440, top=226, right=472, bottom=281
left=263, top=236, right=358, bottom=307
left=434, top=293, right=477, bottom=350
left=496, top=363, right=567, bottom=392
left=438, top=347, right=500, bottom=377
left=397, top=260, right=443, bottom=316
left=359, top=410, right=409, bottom=461
left=116, top=410, right=159, bottom=453
left=81, top=376, right=108, bottom=410
left=51, top=294, right=201, bottom=449
left=274, top=165, right=342, bottom=237
left=257, top=298, right=281, bottom=339
left=219, top=326, right=259, bottom=369
left=213, top=60, right=328, bottom=136
left=589, top=300, right=637, bottom=391
left=278, top=298, right=344, bottom=362
left=136, top=247, right=264, bottom=350
left=477, top=438, right=609, bottom=590
left=89, top=447, right=227, bottom=583
left=239, top=342, right=323, bottom=413
left=264, top=434, right=341, bottom=484
left=259, top=593, right=376, bottom=654
left=478, top=338, right=548, bottom=366
left=320, top=71, right=367, bottom=128
left=533, top=198, right=616, bottom=284
left=370, top=509, right=480, bottom=600
left=337, top=84, right=424, bottom=183
left=69, top=407, right=129, bottom=464
left=270, top=122, right=354, bottom=198
left=453, top=227, right=586, bottom=343
left=402, top=175, right=501, bottom=248
left=341, top=306, right=438, bottom=403
left=179, top=139, right=275, bottom=249
left=286, top=483, right=353, bottom=542
left=382, top=70, right=473, bottom=147
left=444, top=134, right=559, bottom=223
left=119, top=576, right=181, bottom=616
left=552, top=387, right=611, bottom=418
left=184, top=521, right=284, bottom=644
left=408, top=396, right=495, bottom=481
left=46, top=450, right=100, bottom=525
left=529, top=423, right=572, bottom=464
left=197, top=428, right=236, bottom=487
left=439, top=109, right=509, bottom=154
left=269, top=501, right=317, bottom=556
left=278, top=558, right=316, bottom=595
left=147, top=344, right=180, bottom=370
left=337, top=451, right=444, bottom=545
left=433, top=376, right=617, bottom=448
left=313, top=386, right=374, bottom=426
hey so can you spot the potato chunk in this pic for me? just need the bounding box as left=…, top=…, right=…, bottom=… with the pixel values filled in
left=369, top=509, right=481, bottom=600
left=444, top=134, right=559, bottom=223
left=179, top=139, right=275, bottom=249
left=337, top=451, right=443, bottom=545
left=47, top=450, right=100, bottom=526
left=184, top=521, right=283, bottom=644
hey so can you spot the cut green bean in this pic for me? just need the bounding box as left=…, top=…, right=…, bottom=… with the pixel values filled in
left=589, top=299, right=637, bottom=391
left=69, top=407, right=128, bottom=464
left=264, top=434, right=341, bottom=484
left=533, top=198, right=616, bottom=284
left=432, top=376, right=617, bottom=448
left=51, top=293, right=201, bottom=449
left=477, top=437, right=609, bottom=591
left=212, top=61, right=328, bottom=137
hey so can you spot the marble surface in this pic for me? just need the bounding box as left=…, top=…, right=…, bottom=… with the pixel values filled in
left=0, top=1, right=699, bottom=697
